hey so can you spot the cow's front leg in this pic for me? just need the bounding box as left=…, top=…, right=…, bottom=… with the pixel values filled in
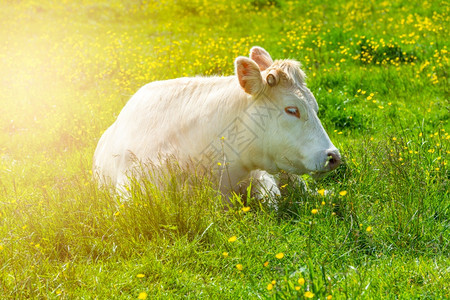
left=250, top=170, right=281, bottom=207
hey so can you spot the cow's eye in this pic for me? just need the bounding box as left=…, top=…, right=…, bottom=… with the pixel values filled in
left=284, top=106, right=300, bottom=118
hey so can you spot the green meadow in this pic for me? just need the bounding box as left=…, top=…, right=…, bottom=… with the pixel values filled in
left=0, top=0, right=448, bottom=298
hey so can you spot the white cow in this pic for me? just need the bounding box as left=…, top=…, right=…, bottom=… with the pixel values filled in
left=93, top=47, right=341, bottom=200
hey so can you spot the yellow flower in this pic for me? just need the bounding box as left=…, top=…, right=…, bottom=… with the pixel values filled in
left=298, top=277, right=305, bottom=285
left=222, top=252, right=229, bottom=258
left=295, top=286, right=301, bottom=291
left=304, top=291, right=315, bottom=298
left=311, top=209, right=318, bottom=214
left=217, top=162, right=222, bottom=166
left=236, top=264, right=243, bottom=271
left=327, top=295, right=333, bottom=299
left=136, top=274, right=145, bottom=278
left=275, top=253, right=284, bottom=259
left=321, top=201, right=326, bottom=206
left=263, top=261, right=269, bottom=267
left=138, top=292, right=148, bottom=299
left=267, top=283, right=273, bottom=290
left=0, top=245, right=4, bottom=251
left=271, top=280, right=276, bottom=285
left=366, top=226, right=372, bottom=232
left=317, top=189, right=325, bottom=196
left=228, top=236, right=237, bottom=242
left=339, top=191, right=347, bottom=196
left=242, top=206, right=250, bottom=213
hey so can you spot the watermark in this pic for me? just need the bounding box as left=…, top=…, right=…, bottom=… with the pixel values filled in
left=195, top=95, right=282, bottom=172
left=244, top=97, right=280, bottom=130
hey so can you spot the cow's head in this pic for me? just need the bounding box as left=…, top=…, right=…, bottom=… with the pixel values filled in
left=235, top=46, right=341, bottom=176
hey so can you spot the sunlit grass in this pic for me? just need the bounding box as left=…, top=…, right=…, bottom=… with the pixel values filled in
left=0, top=0, right=448, bottom=298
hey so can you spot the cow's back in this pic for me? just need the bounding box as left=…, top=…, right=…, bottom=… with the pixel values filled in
left=93, top=75, right=244, bottom=186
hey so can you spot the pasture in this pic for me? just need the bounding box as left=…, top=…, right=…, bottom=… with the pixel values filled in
left=0, top=0, right=448, bottom=298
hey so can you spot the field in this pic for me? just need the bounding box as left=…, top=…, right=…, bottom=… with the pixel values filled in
left=0, top=0, right=448, bottom=298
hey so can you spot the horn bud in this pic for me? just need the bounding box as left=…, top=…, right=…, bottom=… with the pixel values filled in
left=266, top=69, right=279, bottom=87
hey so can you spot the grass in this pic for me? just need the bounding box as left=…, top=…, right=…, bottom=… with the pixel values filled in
left=0, top=0, right=448, bottom=298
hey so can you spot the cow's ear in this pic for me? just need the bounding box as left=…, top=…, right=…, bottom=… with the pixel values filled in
left=235, top=57, right=264, bottom=95
left=250, top=46, right=273, bottom=71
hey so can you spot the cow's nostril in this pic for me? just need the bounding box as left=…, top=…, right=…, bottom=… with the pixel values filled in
left=326, top=151, right=341, bottom=170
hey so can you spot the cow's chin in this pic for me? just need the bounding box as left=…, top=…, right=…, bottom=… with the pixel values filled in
left=309, top=170, right=329, bottom=179
left=275, top=161, right=309, bottom=176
